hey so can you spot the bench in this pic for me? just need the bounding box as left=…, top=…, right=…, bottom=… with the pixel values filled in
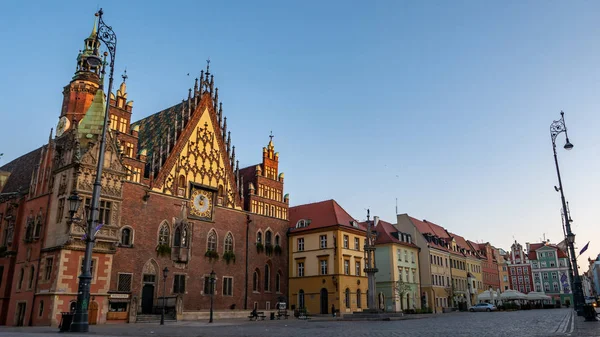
left=248, top=311, right=267, bottom=321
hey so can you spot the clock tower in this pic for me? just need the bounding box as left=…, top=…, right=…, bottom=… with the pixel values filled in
left=57, top=16, right=104, bottom=135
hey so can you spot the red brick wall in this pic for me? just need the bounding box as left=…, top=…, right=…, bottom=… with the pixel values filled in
left=111, top=182, right=288, bottom=313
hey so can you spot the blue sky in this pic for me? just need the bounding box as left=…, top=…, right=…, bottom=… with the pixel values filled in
left=1, top=1, right=599, bottom=263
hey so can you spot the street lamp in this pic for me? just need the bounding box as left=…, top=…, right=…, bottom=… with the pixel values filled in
left=549, top=111, right=584, bottom=315
left=70, top=8, right=117, bottom=333
left=209, top=270, right=216, bottom=323
left=161, top=267, right=168, bottom=325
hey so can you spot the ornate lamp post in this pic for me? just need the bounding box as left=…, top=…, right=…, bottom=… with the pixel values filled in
left=161, top=267, right=169, bottom=325
left=550, top=111, right=584, bottom=315
left=209, top=270, right=216, bottom=323
left=70, top=8, right=117, bottom=333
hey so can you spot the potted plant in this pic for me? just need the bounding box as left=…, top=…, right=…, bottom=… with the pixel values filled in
left=156, top=244, right=171, bottom=257
left=223, top=251, right=236, bottom=264
left=265, top=244, right=273, bottom=256
left=205, top=250, right=219, bottom=261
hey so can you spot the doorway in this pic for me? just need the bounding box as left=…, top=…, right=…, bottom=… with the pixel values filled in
left=320, top=288, right=328, bottom=314
left=16, top=302, right=26, bottom=326
left=88, top=301, right=98, bottom=324
left=141, top=284, right=155, bottom=314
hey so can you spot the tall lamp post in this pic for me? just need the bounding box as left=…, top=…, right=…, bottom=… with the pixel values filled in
left=549, top=111, right=584, bottom=315
left=209, top=270, right=216, bottom=323
left=70, top=8, right=117, bottom=333
left=161, top=267, right=168, bottom=325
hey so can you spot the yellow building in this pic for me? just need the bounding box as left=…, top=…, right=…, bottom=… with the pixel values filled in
left=447, top=232, right=469, bottom=309
left=396, top=215, right=452, bottom=313
left=465, top=240, right=484, bottom=304
left=288, top=200, right=367, bottom=316
left=496, top=248, right=510, bottom=292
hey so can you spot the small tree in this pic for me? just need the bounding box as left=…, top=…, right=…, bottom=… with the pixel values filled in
left=395, top=279, right=412, bottom=311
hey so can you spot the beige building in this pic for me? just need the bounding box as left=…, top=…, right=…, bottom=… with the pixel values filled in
left=496, top=248, right=510, bottom=292
left=396, top=214, right=452, bottom=313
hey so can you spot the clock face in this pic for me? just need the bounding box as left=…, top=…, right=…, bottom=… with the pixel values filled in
left=56, top=116, right=71, bottom=137
left=189, top=188, right=214, bottom=219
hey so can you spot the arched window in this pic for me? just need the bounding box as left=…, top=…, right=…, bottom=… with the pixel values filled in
left=174, top=227, right=182, bottom=247
left=264, top=264, right=270, bottom=291
left=18, top=268, right=24, bottom=290
left=159, top=224, right=170, bottom=245
left=345, top=288, right=350, bottom=308
left=276, top=271, right=281, bottom=293
left=207, top=230, right=217, bottom=252
left=34, top=216, right=42, bottom=238
left=275, top=235, right=280, bottom=246
left=178, top=175, right=186, bottom=190
left=271, top=206, right=275, bottom=217
left=265, top=231, right=272, bottom=246
left=253, top=270, right=260, bottom=292
left=298, top=289, right=305, bottom=309
left=121, top=228, right=131, bottom=246
left=224, top=233, right=233, bottom=253
left=256, top=232, right=262, bottom=244
left=29, top=266, right=35, bottom=289
left=181, top=227, right=188, bottom=247
left=357, top=289, right=362, bottom=308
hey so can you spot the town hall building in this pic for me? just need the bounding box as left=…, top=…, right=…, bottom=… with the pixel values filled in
left=0, top=17, right=289, bottom=326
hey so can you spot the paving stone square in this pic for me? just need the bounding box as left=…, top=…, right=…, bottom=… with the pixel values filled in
left=0, top=308, right=584, bottom=337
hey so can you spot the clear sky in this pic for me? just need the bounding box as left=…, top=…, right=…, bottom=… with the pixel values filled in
left=1, top=1, right=599, bottom=264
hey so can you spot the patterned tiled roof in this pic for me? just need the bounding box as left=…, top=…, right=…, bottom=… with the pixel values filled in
left=0, top=147, right=42, bottom=194
left=131, top=102, right=185, bottom=159
left=289, top=199, right=365, bottom=233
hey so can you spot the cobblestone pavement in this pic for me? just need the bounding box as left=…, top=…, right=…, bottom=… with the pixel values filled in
left=571, top=307, right=600, bottom=337
left=0, top=308, right=575, bottom=337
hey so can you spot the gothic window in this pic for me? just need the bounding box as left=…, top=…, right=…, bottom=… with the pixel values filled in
left=264, top=264, right=270, bottom=291
left=224, top=233, right=233, bottom=253
left=24, top=217, right=34, bottom=242
left=178, top=175, right=186, bottom=197
left=158, top=224, right=170, bottom=245
left=28, top=266, right=34, bottom=289
left=256, top=231, right=262, bottom=244
left=265, top=230, right=272, bottom=246
left=173, top=227, right=181, bottom=246
left=276, top=271, right=281, bottom=293
left=253, top=269, right=260, bottom=292
left=275, top=235, right=280, bottom=246
left=207, top=230, right=217, bottom=252
left=121, top=228, right=132, bottom=246
left=181, top=227, right=188, bottom=247
left=17, top=268, right=24, bottom=290
left=34, top=215, right=42, bottom=239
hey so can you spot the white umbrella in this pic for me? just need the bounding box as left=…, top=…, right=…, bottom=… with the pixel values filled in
left=500, top=289, right=527, bottom=301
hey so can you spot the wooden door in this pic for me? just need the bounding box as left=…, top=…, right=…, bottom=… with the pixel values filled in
left=88, top=301, right=98, bottom=325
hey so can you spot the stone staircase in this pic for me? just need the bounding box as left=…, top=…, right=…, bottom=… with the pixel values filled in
left=136, top=314, right=176, bottom=323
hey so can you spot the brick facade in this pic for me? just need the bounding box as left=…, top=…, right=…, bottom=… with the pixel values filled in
left=0, top=20, right=289, bottom=327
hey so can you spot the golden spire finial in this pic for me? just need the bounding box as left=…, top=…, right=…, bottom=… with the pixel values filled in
left=89, top=14, right=98, bottom=38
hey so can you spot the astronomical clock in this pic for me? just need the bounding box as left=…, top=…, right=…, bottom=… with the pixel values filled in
left=189, top=185, right=215, bottom=220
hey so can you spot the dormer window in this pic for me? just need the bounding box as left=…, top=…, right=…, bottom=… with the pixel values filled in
left=296, top=219, right=310, bottom=228
left=351, top=221, right=359, bottom=228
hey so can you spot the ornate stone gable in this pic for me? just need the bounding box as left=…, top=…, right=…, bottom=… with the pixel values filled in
left=151, top=93, right=241, bottom=209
